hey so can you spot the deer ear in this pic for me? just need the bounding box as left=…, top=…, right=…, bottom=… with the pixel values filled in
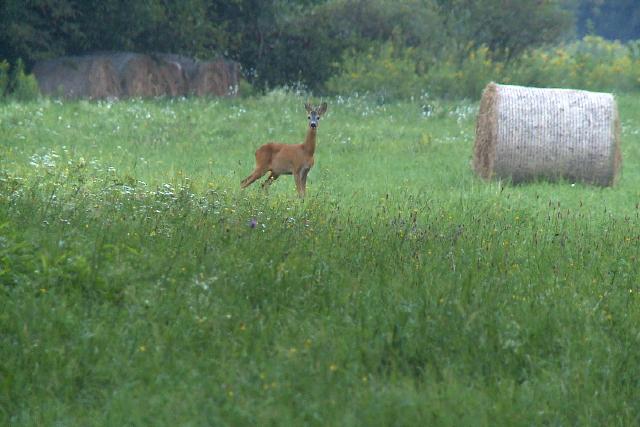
left=318, top=102, right=327, bottom=115
left=304, top=103, right=312, bottom=113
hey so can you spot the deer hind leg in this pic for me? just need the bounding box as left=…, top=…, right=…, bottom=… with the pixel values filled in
left=261, top=172, right=279, bottom=190
left=241, top=167, right=268, bottom=188
left=241, top=147, right=272, bottom=189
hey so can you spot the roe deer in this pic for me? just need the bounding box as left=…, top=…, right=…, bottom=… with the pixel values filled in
left=240, top=102, right=327, bottom=197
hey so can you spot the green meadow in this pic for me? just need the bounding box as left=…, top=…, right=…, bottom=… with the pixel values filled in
left=2, top=90, right=640, bottom=425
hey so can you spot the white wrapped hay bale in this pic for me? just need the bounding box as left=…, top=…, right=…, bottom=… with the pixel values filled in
left=473, top=83, right=621, bottom=186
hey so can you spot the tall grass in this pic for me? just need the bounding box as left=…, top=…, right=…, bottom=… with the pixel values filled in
left=1, top=91, right=640, bottom=425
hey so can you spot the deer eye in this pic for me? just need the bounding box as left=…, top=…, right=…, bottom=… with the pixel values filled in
left=308, top=116, right=311, bottom=119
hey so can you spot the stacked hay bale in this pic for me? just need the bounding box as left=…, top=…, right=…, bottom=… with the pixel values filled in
left=155, top=55, right=190, bottom=96
left=109, top=53, right=179, bottom=97
left=473, top=83, right=621, bottom=186
left=159, top=54, right=240, bottom=96
left=33, top=56, right=121, bottom=99
left=190, top=58, right=240, bottom=97
left=33, top=53, right=239, bottom=99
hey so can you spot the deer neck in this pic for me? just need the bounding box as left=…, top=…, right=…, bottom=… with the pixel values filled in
left=303, top=126, right=317, bottom=155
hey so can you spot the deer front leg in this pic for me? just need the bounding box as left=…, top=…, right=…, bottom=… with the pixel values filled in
left=294, top=169, right=305, bottom=198
left=299, top=167, right=311, bottom=198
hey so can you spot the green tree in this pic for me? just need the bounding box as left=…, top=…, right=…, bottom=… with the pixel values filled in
left=235, top=0, right=445, bottom=90
left=0, top=0, right=231, bottom=66
left=0, top=0, right=82, bottom=64
left=577, top=0, right=640, bottom=41
left=436, top=0, right=574, bottom=60
left=72, top=0, right=228, bottom=58
left=0, top=0, right=579, bottom=93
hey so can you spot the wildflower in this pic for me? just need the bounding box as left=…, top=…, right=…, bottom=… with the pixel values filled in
left=329, top=364, right=338, bottom=372
left=249, top=218, right=257, bottom=228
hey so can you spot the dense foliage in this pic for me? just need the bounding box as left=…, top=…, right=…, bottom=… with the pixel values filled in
left=576, top=0, right=640, bottom=41
left=0, top=59, right=40, bottom=101
left=0, top=0, right=582, bottom=91
left=328, top=36, right=640, bottom=100
left=1, top=2, right=640, bottom=101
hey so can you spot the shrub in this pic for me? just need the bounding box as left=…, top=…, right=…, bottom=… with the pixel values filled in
left=328, top=36, right=640, bottom=100
left=425, top=45, right=503, bottom=100
left=0, top=60, right=9, bottom=97
left=326, top=43, right=506, bottom=101
left=506, top=36, right=640, bottom=93
left=326, top=43, right=424, bottom=101
left=0, top=59, right=41, bottom=101
left=238, top=78, right=256, bottom=98
left=8, top=59, right=40, bottom=101
left=425, top=36, right=640, bottom=99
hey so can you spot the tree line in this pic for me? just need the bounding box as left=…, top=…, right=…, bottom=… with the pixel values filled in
left=0, top=0, right=638, bottom=93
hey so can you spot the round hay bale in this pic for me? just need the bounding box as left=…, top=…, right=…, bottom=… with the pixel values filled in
left=33, top=56, right=120, bottom=99
left=97, top=53, right=188, bottom=97
left=157, top=54, right=199, bottom=79
left=156, top=60, right=188, bottom=96
left=473, top=83, right=621, bottom=186
left=156, top=54, right=199, bottom=97
left=87, top=58, right=121, bottom=99
left=118, top=54, right=168, bottom=98
left=33, top=53, right=239, bottom=99
left=190, top=59, right=239, bottom=97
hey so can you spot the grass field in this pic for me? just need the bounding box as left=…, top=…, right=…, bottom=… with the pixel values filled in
left=2, top=90, right=640, bottom=426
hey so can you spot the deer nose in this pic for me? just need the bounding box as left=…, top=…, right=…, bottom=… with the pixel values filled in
left=310, top=122, right=317, bottom=128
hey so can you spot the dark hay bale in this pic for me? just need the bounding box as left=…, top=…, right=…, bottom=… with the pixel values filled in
left=33, top=56, right=121, bottom=99
left=189, top=58, right=239, bottom=97
left=114, top=54, right=167, bottom=97
left=33, top=53, right=240, bottom=99
left=156, top=59, right=188, bottom=96
left=473, top=83, right=621, bottom=186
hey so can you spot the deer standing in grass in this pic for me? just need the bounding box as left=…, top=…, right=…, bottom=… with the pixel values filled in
left=241, top=102, right=327, bottom=198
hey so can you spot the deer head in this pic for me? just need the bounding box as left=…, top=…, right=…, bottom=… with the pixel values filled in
left=305, top=102, right=328, bottom=129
